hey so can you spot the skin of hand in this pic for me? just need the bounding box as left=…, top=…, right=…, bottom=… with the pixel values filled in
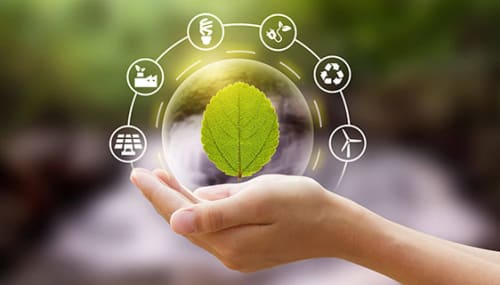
left=130, top=168, right=500, bottom=284
left=130, top=168, right=364, bottom=271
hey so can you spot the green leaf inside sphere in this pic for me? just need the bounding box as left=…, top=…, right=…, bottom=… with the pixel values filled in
left=201, top=82, right=280, bottom=178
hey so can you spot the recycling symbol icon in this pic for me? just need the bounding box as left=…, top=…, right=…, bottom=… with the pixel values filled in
left=320, top=63, right=344, bottom=86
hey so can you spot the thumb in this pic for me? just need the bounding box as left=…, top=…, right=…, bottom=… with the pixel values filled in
left=170, top=197, right=256, bottom=235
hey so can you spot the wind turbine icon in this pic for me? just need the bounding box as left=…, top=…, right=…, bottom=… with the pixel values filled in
left=341, top=129, right=363, bottom=158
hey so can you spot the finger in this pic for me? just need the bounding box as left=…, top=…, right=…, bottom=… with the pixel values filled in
left=152, top=169, right=201, bottom=203
left=194, top=185, right=232, bottom=200
left=153, top=168, right=181, bottom=190
left=194, top=183, right=245, bottom=201
left=170, top=195, right=268, bottom=235
left=130, top=168, right=192, bottom=220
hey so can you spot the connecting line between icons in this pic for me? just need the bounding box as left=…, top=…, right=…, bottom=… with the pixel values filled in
left=127, top=93, right=137, bottom=126
left=336, top=162, right=348, bottom=190
left=221, top=23, right=322, bottom=62
left=340, top=90, right=351, bottom=125
left=333, top=93, right=356, bottom=190
left=130, top=21, right=329, bottom=131
left=223, top=23, right=261, bottom=28
left=120, top=18, right=361, bottom=189
left=156, top=36, right=189, bottom=62
left=295, top=39, right=321, bottom=61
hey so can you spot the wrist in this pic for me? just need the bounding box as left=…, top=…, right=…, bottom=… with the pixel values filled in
left=320, top=192, right=390, bottom=261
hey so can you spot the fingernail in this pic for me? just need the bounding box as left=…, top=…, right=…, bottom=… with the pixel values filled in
left=172, top=209, right=196, bottom=234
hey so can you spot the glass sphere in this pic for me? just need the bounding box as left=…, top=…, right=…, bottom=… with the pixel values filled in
left=162, top=59, right=313, bottom=190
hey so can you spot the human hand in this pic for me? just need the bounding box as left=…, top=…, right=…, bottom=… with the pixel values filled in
left=130, top=168, right=365, bottom=272
left=130, top=168, right=500, bottom=284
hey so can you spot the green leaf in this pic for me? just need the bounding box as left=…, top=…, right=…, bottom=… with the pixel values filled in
left=201, top=82, right=280, bottom=178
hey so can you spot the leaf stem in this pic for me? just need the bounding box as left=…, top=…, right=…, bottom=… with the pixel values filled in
left=237, top=88, right=242, bottom=178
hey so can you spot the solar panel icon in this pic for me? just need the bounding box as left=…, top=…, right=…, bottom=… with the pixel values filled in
left=114, top=133, right=143, bottom=156
left=109, top=125, right=147, bottom=163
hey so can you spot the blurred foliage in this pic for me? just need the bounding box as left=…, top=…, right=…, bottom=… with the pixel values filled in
left=1, top=0, right=499, bottom=130
left=0, top=0, right=499, bottom=197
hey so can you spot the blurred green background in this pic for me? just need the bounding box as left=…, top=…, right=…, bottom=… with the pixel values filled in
left=3, top=0, right=499, bottom=129
left=1, top=0, right=499, bottom=284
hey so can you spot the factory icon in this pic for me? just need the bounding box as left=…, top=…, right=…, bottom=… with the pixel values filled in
left=134, top=65, right=158, bottom=88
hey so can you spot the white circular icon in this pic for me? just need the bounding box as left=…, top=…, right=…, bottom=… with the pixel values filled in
left=259, top=13, right=297, bottom=52
left=109, top=125, right=148, bottom=163
left=314, top=55, right=351, bottom=94
left=187, top=13, right=225, bottom=51
left=126, top=58, right=164, bottom=96
left=328, top=124, right=366, bottom=163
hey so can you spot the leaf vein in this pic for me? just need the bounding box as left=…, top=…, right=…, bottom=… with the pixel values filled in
left=242, top=120, right=278, bottom=172
left=206, top=120, right=238, bottom=173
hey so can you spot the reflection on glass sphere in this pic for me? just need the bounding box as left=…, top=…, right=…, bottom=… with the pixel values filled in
left=163, top=59, right=313, bottom=189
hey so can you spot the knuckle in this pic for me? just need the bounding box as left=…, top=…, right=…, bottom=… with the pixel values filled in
left=246, top=199, right=269, bottom=220
left=198, top=206, right=224, bottom=232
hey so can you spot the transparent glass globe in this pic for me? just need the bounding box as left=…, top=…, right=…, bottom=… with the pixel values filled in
left=162, top=59, right=313, bottom=190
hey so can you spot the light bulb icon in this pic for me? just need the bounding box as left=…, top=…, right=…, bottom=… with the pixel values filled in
left=199, top=18, right=213, bottom=46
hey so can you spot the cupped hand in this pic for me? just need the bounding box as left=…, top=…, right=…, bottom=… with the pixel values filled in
left=130, top=169, right=500, bottom=285
left=130, top=168, right=364, bottom=272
